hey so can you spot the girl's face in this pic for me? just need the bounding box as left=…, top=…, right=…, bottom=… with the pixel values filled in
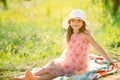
left=69, top=18, right=84, bottom=31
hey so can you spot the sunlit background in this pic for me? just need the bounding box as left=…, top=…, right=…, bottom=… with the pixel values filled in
left=0, top=0, right=120, bottom=79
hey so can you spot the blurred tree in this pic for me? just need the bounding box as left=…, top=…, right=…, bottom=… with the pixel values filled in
left=0, top=0, right=8, bottom=9
left=113, top=0, right=120, bottom=15
left=92, top=0, right=120, bottom=16
left=103, top=0, right=120, bottom=15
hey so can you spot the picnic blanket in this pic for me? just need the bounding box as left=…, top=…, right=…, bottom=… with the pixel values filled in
left=53, top=55, right=117, bottom=80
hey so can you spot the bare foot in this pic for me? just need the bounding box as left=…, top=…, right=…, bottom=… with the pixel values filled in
left=25, top=70, right=37, bottom=80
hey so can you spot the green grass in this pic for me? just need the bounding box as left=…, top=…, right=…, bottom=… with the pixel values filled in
left=0, top=0, right=120, bottom=79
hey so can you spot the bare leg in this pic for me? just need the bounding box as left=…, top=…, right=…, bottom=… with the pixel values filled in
left=37, top=73, right=56, bottom=80
left=14, top=69, right=56, bottom=80
left=14, top=70, right=56, bottom=80
left=31, top=68, right=56, bottom=80
left=32, top=68, right=48, bottom=76
left=14, top=68, right=46, bottom=80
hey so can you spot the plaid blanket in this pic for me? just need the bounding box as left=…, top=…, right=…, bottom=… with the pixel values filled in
left=53, top=55, right=117, bottom=80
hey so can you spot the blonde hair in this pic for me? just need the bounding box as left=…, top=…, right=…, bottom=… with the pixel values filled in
left=66, top=21, right=86, bottom=43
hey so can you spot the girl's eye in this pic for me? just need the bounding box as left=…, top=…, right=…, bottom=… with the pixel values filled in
left=78, top=20, right=82, bottom=22
left=70, top=19, right=82, bottom=22
left=71, top=19, right=75, bottom=22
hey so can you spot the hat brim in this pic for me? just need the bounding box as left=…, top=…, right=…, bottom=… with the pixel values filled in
left=62, top=17, right=89, bottom=29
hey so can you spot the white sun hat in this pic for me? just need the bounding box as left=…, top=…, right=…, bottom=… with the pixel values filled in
left=62, top=9, right=88, bottom=29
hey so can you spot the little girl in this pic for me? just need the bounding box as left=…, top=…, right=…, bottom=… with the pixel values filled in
left=14, top=9, right=114, bottom=80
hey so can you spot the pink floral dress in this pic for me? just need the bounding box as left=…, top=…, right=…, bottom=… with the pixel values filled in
left=42, top=33, right=90, bottom=77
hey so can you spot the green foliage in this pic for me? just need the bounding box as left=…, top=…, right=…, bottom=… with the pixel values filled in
left=0, top=0, right=120, bottom=79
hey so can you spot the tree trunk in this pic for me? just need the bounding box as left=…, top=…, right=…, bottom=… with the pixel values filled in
left=2, top=0, right=8, bottom=9
left=113, top=0, right=120, bottom=15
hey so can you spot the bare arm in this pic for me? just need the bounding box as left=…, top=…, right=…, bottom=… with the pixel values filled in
left=84, top=33, right=113, bottom=63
